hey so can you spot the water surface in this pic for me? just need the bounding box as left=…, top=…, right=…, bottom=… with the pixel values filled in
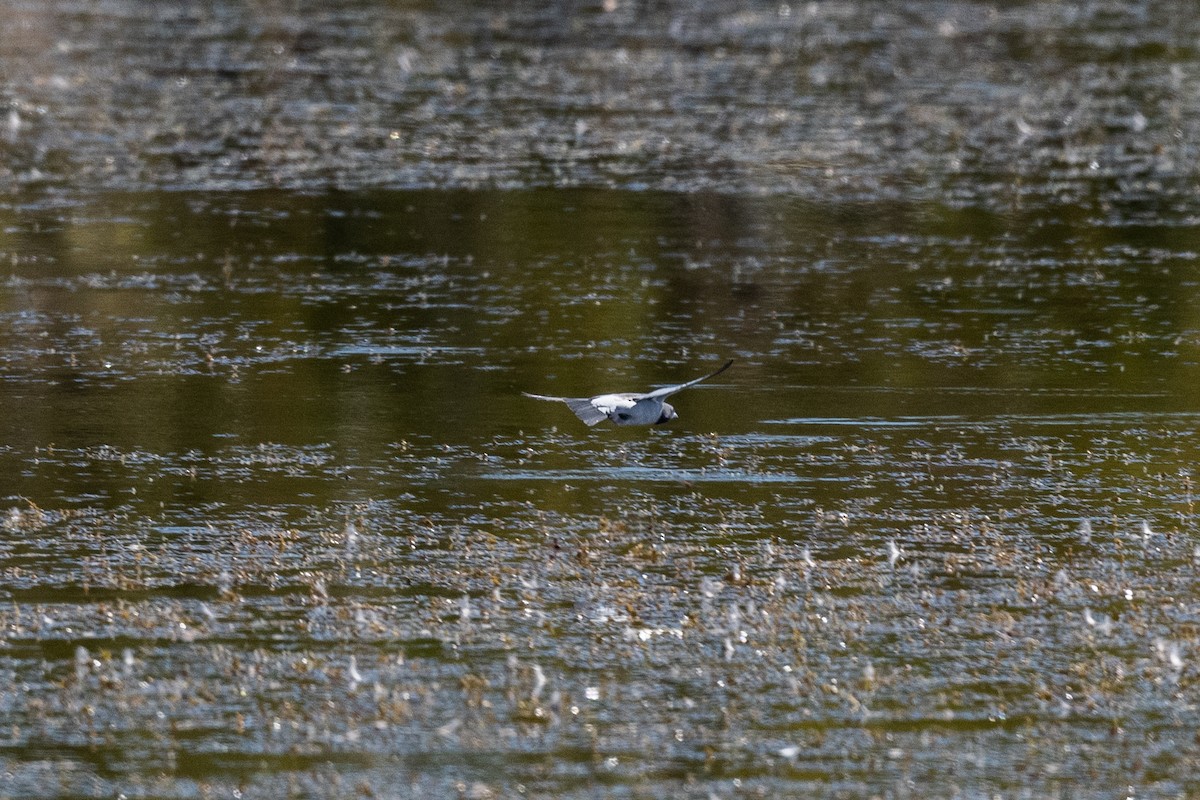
left=3, top=1, right=1200, bottom=798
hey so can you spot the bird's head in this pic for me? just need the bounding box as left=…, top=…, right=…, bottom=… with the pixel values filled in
left=656, top=403, right=677, bottom=424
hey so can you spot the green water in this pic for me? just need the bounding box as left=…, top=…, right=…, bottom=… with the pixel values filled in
left=4, top=1, right=1200, bottom=798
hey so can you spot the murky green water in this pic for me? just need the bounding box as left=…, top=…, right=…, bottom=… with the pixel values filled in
left=4, top=1, right=1200, bottom=798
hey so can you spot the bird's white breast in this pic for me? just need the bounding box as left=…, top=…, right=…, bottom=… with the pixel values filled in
left=592, top=394, right=664, bottom=425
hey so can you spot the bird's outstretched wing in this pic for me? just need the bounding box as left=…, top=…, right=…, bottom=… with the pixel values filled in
left=639, top=359, right=733, bottom=400
left=522, top=392, right=609, bottom=426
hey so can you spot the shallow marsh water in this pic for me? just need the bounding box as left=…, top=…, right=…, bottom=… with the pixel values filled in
left=4, top=1, right=1200, bottom=799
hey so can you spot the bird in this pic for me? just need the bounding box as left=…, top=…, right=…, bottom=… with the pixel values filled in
left=523, top=359, right=733, bottom=426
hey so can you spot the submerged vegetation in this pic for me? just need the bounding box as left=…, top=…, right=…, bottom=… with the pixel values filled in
left=2, top=394, right=1200, bottom=796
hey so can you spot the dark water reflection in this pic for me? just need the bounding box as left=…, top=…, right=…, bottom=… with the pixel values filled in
left=5, top=191, right=1200, bottom=442
left=3, top=189, right=1200, bottom=797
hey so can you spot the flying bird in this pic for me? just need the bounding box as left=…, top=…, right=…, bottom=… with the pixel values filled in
left=523, top=359, right=733, bottom=426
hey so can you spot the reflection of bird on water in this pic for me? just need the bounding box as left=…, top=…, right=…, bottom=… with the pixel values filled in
left=523, top=360, right=733, bottom=427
